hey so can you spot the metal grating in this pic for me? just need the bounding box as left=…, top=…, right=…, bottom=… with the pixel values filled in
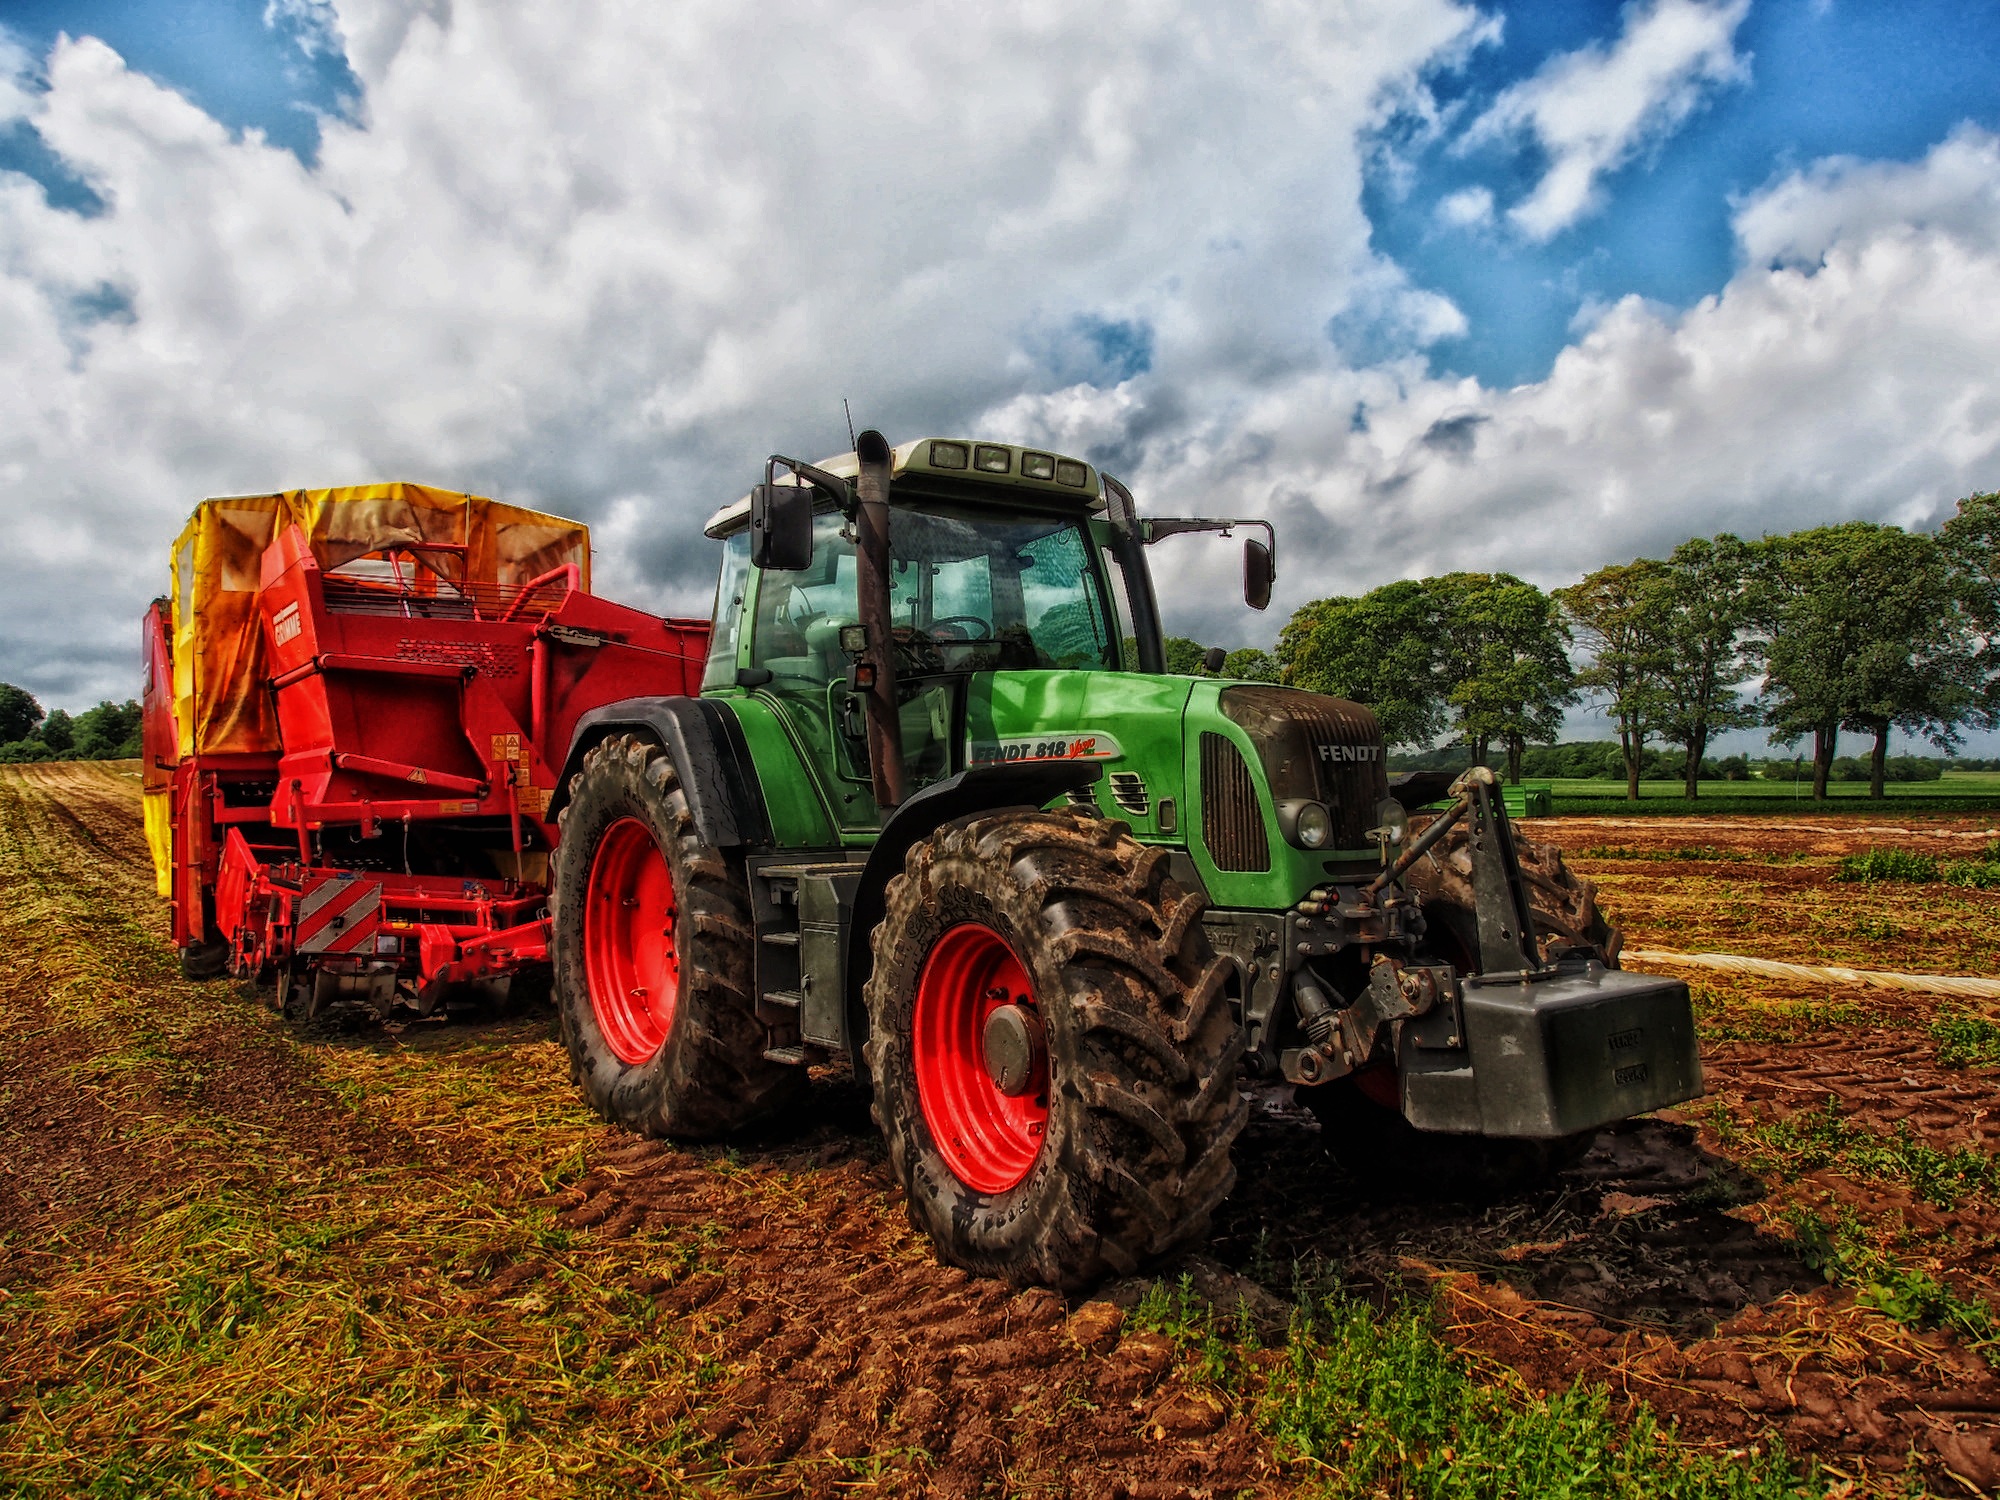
left=1200, top=733, right=1270, bottom=872
left=1108, top=771, right=1149, bottom=817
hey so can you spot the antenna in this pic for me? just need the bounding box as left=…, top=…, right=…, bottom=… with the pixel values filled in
left=843, top=398, right=857, bottom=452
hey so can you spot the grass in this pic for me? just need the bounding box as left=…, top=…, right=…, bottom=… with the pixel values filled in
left=1832, top=841, right=2000, bottom=887
left=0, top=767, right=728, bottom=1496
left=1262, top=1281, right=1825, bottom=1499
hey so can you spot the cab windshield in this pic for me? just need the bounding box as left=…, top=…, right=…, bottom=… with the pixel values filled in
left=749, top=505, right=1120, bottom=680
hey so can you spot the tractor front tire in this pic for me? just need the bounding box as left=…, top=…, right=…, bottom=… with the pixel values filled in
left=1301, top=819, right=1611, bottom=1196
left=1400, top=818, right=1620, bottom=966
left=863, top=808, right=1246, bottom=1289
left=551, top=734, right=803, bottom=1138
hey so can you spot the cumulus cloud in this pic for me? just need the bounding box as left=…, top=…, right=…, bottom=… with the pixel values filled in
left=1434, top=184, right=1494, bottom=229
left=1463, top=0, right=1750, bottom=241
left=1735, top=123, right=2000, bottom=267
left=987, top=127, right=2000, bottom=645
left=0, top=0, right=1481, bottom=701
left=1, top=1, right=1998, bottom=715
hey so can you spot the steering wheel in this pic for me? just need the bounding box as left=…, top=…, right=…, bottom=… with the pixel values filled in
left=926, top=614, right=989, bottom=642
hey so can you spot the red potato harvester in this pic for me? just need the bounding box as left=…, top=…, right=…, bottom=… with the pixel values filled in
left=142, top=484, right=706, bottom=1018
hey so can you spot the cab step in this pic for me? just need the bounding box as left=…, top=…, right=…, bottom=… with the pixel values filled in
left=762, top=1045, right=810, bottom=1066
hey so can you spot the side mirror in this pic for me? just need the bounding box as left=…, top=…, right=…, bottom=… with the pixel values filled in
left=1243, top=537, right=1274, bottom=611
left=750, top=484, right=814, bottom=571
left=1202, top=646, right=1227, bottom=675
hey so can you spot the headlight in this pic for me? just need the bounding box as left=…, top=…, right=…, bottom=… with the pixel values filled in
left=1372, top=797, right=1408, bottom=845
left=1294, top=801, right=1331, bottom=849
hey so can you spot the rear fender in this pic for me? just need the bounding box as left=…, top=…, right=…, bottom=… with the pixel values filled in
left=841, top=761, right=1103, bottom=1056
left=547, top=696, right=770, bottom=850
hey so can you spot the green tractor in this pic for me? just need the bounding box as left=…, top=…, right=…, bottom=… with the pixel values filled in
left=546, top=430, right=1701, bottom=1288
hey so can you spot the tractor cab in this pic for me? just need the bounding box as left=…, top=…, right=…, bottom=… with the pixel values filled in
left=697, top=435, right=1273, bottom=839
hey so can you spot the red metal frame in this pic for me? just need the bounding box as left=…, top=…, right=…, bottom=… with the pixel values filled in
left=147, top=520, right=709, bottom=1006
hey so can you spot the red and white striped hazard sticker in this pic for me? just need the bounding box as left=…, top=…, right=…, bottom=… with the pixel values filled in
left=296, top=875, right=380, bottom=954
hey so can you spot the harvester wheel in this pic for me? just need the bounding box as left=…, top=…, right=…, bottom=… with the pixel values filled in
left=179, top=939, right=230, bottom=981
left=863, top=807, right=1246, bottom=1289
left=551, top=734, right=803, bottom=1138
left=1301, top=820, right=1613, bottom=1196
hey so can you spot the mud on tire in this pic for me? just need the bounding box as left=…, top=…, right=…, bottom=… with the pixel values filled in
left=863, top=807, right=1247, bottom=1290
left=550, top=733, right=803, bottom=1138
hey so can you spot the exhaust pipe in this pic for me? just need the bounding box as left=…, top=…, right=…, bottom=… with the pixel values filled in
left=853, top=429, right=907, bottom=808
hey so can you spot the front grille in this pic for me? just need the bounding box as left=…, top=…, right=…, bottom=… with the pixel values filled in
left=1108, top=772, right=1149, bottom=817
left=1200, top=733, right=1269, bottom=872
left=1218, top=685, right=1388, bottom=851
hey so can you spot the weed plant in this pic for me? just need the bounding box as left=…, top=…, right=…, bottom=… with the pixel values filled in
left=1784, top=1207, right=1998, bottom=1353
left=1712, top=1097, right=2000, bottom=1209
left=1930, top=1009, right=2000, bottom=1069
left=1836, top=841, right=2000, bottom=887
left=1261, top=1280, right=1824, bottom=1498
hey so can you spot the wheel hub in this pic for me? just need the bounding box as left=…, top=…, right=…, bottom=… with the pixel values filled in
left=981, top=1003, right=1045, bottom=1096
left=911, top=922, right=1049, bottom=1194
left=581, top=816, right=680, bottom=1066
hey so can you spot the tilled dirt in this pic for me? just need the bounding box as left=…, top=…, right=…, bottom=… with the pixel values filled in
left=3, top=772, right=1998, bottom=1495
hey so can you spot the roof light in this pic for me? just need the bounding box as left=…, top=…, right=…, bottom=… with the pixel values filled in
left=1055, top=459, right=1088, bottom=487
left=1021, top=451, right=1056, bottom=480
left=929, top=440, right=969, bottom=470
left=974, top=444, right=1010, bottom=473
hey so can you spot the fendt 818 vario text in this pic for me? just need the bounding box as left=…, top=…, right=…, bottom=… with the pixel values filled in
left=147, top=439, right=1700, bottom=1287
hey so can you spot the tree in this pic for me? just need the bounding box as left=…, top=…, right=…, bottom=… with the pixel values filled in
left=1556, top=560, right=1669, bottom=801
left=1161, top=636, right=1213, bottom=676
left=1653, top=535, right=1758, bottom=799
left=0, top=682, right=43, bottom=743
left=39, top=709, right=75, bottom=754
left=1221, top=647, right=1279, bottom=682
left=1752, top=523, right=1977, bottom=799
left=1940, top=490, right=2000, bottom=723
left=1276, top=580, right=1449, bottom=749
left=72, top=700, right=143, bottom=759
left=1429, top=573, right=1575, bottom=783
left=1837, top=542, right=1979, bottom=796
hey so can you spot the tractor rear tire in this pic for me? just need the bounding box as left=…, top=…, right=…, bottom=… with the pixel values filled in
left=863, top=807, right=1246, bottom=1289
left=550, top=734, right=804, bottom=1138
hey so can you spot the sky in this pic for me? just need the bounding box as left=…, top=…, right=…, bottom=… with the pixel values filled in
left=2, top=0, right=1999, bottom=755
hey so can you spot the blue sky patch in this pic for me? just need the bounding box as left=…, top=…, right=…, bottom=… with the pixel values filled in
left=1368, top=0, right=2000, bottom=386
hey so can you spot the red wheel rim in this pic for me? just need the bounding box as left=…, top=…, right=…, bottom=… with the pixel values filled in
left=913, top=922, right=1048, bottom=1194
left=583, top=817, right=680, bottom=1065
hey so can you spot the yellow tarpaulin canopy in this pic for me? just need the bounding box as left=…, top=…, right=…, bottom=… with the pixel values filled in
left=168, top=483, right=591, bottom=759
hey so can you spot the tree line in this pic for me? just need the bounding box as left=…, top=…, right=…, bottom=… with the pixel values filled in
left=1264, top=492, right=2000, bottom=801
left=0, top=684, right=142, bottom=764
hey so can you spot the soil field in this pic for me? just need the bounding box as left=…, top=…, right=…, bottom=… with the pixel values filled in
left=2, top=765, right=1998, bottom=1496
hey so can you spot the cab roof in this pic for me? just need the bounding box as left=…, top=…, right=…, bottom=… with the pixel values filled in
left=703, top=438, right=1103, bottom=538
